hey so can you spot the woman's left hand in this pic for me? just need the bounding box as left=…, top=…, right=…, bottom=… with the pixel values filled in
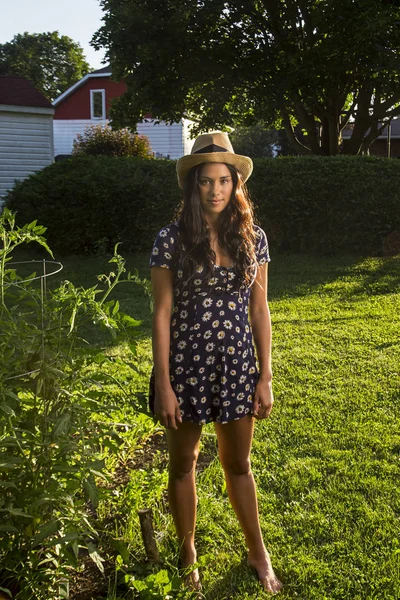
left=252, top=379, right=274, bottom=419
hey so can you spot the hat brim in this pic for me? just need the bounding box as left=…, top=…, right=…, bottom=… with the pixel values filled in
left=176, top=152, right=253, bottom=189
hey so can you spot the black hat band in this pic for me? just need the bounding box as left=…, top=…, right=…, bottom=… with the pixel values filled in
left=194, top=144, right=229, bottom=154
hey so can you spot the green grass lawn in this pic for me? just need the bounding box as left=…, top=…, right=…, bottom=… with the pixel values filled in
left=23, top=249, right=400, bottom=599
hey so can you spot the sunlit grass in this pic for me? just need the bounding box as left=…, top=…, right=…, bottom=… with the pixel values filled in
left=27, top=248, right=399, bottom=599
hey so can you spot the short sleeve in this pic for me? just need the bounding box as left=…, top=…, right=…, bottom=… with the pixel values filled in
left=255, top=226, right=271, bottom=265
left=149, top=224, right=178, bottom=270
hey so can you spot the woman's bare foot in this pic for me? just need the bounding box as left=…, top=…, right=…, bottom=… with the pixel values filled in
left=179, top=549, right=202, bottom=593
left=247, top=550, right=282, bottom=594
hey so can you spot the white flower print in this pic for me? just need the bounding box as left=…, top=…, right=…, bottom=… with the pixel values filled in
left=212, top=320, right=219, bottom=328
left=230, top=369, right=237, bottom=376
left=199, top=367, right=205, bottom=374
left=245, top=325, right=250, bottom=332
left=249, top=366, right=256, bottom=375
left=176, top=383, right=185, bottom=392
left=173, top=331, right=179, bottom=339
left=201, top=396, right=207, bottom=403
left=152, top=247, right=159, bottom=255
left=205, top=342, right=215, bottom=352
left=212, top=397, right=220, bottom=406
left=228, top=272, right=235, bottom=280
left=236, top=327, right=241, bottom=334
left=193, top=343, right=198, bottom=349
left=164, top=252, right=172, bottom=260
left=235, top=405, right=245, bottom=414
left=220, top=390, right=228, bottom=398
left=237, top=393, right=245, bottom=401
left=183, top=290, right=189, bottom=296
left=206, top=408, right=212, bottom=415
left=194, top=355, right=200, bottom=361
left=243, top=350, right=248, bottom=359
left=180, top=323, right=188, bottom=331
left=219, top=311, right=225, bottom=316
left=231, top=383, right=237, bottom=390
left=187, top=377, right=198, bottom=386
left=199, top=386, right=205, bottom=392
left=206, top=356, right=216, bottom=365
left=176, top=367, right=184, bottom=375
left=216, top=364, right=222, bottom=371
left=221, top=376, right=227, bottom=384
left=245, top=384, right=251, bottom=391
left=217, top=331, right=225, bottom=340
left=199, top=419, right=207, bottom=425
left=177, top=341, right=187, bottom=350
left=228, top=301, right=236, bottom=310
left=223, top=320, right=232, bottom=329
left=209, top=277, right=218, bottom=285
left=178, top=269, right=183, bottom=278
left=211, top=384, right=220, bottom=393
left=239, top=375, right=246, bottom=384
left=180, top=310, right=188, bottom=318
left=242, top=362, right=249, bottom=371
left=194, top=279, right=202, bottom=285
left=189, top=335, right=194, bottom=341
left=175, top=354, right=184, bottom=363
left=190, top=396, right=197, bottom=405
left=223, top=400, right=231, bottom=407
left=218, top=345, right=225, bottom=353
left=209, top=373, right=217, bottom=381
left=202, top=312, right=212, bottom=322
left=204, top=330, right=212, bottom=339
left=216, top=299, right=223, bottom=308
left=203, top=297, right=213, bottom=308
left=227, top=346, right=235, bottom=355
left=196, top=265, right=204, bottom=273
left=194, top=323, right=200, bottom=330
left=159, top=229, right=168, bottom=237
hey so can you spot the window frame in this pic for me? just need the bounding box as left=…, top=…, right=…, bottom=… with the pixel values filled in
left=90, top=89, right=106, bottom=120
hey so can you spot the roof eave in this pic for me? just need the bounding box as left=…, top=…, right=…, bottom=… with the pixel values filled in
left=52, top=72, right=112, bottom=107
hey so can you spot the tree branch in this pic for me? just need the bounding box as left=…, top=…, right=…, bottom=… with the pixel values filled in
left=281, top=110, right=313, bottom=155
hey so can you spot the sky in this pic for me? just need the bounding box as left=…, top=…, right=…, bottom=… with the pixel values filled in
left=0, top=0, right=107, bottom=70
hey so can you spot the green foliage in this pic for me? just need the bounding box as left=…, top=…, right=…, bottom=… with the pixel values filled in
left=5, top=155, right=400, bottom=256
left=0, top=32, right=90, bottom=101
left=92, top=0, right=400, bottom=155
left=230, top=125, right=281, bottom=158
left=0, top=210, right=148, bottom=599
left=73, top=125, right=153, bottom=158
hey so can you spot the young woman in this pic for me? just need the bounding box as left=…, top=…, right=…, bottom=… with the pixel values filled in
left=149, top=131, right=282, bottom=594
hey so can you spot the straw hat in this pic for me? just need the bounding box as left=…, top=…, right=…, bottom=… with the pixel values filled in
left=176, top=131, right=253, bottom=189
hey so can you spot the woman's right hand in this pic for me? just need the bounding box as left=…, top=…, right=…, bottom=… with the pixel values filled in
left=154, top=385, right=182, bottom=430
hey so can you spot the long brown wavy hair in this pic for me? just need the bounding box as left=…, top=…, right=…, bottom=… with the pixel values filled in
left=175, top=163, right=257, bottom=288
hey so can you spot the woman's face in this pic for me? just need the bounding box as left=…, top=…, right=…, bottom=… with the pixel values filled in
left=198, top=163, right=234, bottom=219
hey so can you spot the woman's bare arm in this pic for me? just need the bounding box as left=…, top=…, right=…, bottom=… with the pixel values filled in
left=249, top=263, right=274, bottom=418
left=151, top=266, right=182, bottom=429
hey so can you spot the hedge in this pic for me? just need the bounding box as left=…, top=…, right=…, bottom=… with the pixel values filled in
left=5, top=154, right=400, bottom=256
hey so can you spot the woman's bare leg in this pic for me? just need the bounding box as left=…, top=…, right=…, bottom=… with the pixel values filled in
left=215, top=415, right=282, bottom=594
left=166, top=421, right=202, bottom=586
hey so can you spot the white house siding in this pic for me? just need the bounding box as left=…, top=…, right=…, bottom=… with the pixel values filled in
left=136, top=120, right=183, bottom=159
left=53, top=119, right=108, bottom=156
left=182, top=119, right=195, bottom=156
left=0, top=106, right=54, bottom=204
left=53, top=119, right=191, bottom=160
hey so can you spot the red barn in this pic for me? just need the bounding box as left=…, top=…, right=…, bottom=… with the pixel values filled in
left=53, top=66, right=194, bottom=159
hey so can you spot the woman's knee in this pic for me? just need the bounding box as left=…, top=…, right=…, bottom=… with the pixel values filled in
left=169, top=451, right=199, bottom=479
left=220, top=455, right=251, bottom=476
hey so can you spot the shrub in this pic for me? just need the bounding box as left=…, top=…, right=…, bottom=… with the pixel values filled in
left=72, top=124, right=153, bottom=158
left=5, top=155, right=400, bottom=256
left=0, top=209, right=148, bottom=599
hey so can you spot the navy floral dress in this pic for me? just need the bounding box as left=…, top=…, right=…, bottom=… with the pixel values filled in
left=149, top=223, right=270, bottom=425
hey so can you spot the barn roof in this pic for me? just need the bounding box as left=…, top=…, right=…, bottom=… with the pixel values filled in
left=0, top=75, right=53, bottom=109
left=52, top=66, right=112, bottom=106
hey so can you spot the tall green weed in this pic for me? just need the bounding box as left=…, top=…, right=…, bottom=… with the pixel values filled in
left=0, top=209, right=148, bottom=599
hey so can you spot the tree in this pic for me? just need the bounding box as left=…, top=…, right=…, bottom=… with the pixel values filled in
left=0, top=32, right=91, bottom=101
left=92, top=0, right=400, bottom=155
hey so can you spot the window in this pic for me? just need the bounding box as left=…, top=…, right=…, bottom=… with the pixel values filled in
left=90, top=89, right=105, bottom=119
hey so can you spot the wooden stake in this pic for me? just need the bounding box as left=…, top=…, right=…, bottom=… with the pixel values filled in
left=138, top=508, right=159, bottom=563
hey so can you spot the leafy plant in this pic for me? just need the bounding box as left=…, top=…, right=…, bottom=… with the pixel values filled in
left=72, top=124, right=153, bottom=159
left=0, top=209, right=149, bottom=599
